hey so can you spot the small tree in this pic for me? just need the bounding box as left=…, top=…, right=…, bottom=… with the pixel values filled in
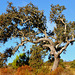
left=0, top=52, right=4, bottom=68
left=11, top=53, right=29, bottom=69
left=29, top=44, right=43, bottom=69
left=0, top=47, right=13, bottom=68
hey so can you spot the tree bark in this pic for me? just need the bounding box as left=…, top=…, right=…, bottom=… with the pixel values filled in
left=51, top=56, right=60, bottom=71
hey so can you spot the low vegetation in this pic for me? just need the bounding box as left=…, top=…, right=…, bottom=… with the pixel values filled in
left=0, top=60, right=75, bottom=75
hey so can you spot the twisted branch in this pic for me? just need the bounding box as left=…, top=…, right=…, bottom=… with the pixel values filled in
left=58, top=39, right=75, bottom=55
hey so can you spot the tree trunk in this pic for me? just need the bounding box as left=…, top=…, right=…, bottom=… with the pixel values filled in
left=51, top=56, right=60, bottom=71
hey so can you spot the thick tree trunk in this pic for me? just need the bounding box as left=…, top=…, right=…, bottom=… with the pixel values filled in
left=51, top=56, right=60, bottom=71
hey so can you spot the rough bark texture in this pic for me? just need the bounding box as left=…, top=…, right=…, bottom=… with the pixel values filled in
left=51, top=56, right=60, bottom=71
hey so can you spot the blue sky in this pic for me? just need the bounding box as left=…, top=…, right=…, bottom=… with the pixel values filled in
left=0, top=0, right=75, bottom=64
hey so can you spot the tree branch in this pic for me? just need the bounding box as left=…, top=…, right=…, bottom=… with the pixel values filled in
left=12, top=40, right=26, bottom=54
left=48, top=36, right=56, bottom=40
left=14, top=17, right=30, bottom=23
left=55, top=42, right=62, bottom=48
left=43, top=44, right=56, bottom=55
left=44, top=29, right=47, bottom=38
left=37, top=28, right=47, bottom=38
left=57, top=18, right=68, bottom=41
left=57, top=18, right=67, bottom=34
left=58, top=39, right=75, bottom=55
left=33, top=38, right=54, bottom=45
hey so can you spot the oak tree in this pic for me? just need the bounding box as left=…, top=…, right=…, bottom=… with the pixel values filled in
left=0, top=2, right=75, bottom=71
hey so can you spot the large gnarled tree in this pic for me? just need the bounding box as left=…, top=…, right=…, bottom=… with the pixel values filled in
left=0, top=2, right=75, bottom=71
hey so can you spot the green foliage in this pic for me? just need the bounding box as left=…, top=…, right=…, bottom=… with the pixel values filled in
left=59, top=59, right=65, bottom=68
left=50, top=4, right=75, bottom=43
left=59, top=63, right=65, bottom=69
left=29, top=44, right=43, bottom=69
left=0, top=48, right=13, bottom=68
left=50, top=4, right=66, bottom=21
left=11, top=53, right=29, bottom=69
left=70, top=60, right=75, bottom=68
left=59, top=59, right=63, bottom=63
left=0, top=47, right=14, bottom=68
left=0, top=2, right=46, bottom=44
left=0, top=52, right=4, bottom=68
left=37, top=65, right=50, bottom=75
left=8, top=63, right=12, bottom=67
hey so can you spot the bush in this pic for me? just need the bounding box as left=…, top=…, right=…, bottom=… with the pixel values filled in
left=70, top=60, right=75, bottom=68
left=70, top=63, right=75, bottom=68
left=50, top=67, right=64, bottom=75
left=15, top=65, right=34, bottom=75
left=59, top=59, right=63, bottom=63
left=36, top=65, right=50, bottom=75
left=11, top=53, right=29, bottom=69
left=59, top=59, right=66, bottom=68
left=0, top=67, right=15, bottom=75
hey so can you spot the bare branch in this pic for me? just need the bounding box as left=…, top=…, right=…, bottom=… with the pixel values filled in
left=71, top=28, right=74, bottom=40
left=57, top=18, right=67, bottom=34
left=48, top=36, right=56, bottom=40
left=12, top=41, right=25, bottom=54
left=18, top=31, right=24, bottom=37
left=72, top=34, right=74, bottom=40
left=14, top=17, right=30, bottom=23
left=43, top=44, right=50, bottom=48
left=43, top=44, right=56, bottom=55
left=57, top=18, right=68, bottom=41
left=55, top=41, right=62, bottom=48
left=44, top=29, right=47, bottom=38
left=33, top=38, right=54, bottom=45
left=58, top=39, right=75, bottom=55
left=37, top=28, right=47, bottom=38
left=55, top=43, right=60, bottom=48
left=37, top=27, right=44, bottom=33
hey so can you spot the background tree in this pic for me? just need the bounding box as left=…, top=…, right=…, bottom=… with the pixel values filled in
left=0, top=47, right=13, bottom=68
left=0, top=52, right=4, bottom=68
left=29, top=44, right=43, bottom=69
left=0, top=2, right=75, bottom=71
left=10, top=53, right=29, bottom=69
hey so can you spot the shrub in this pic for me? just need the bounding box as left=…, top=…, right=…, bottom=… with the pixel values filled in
left=59, top=59, right=66, bottom=68
left=0, top=67, right=15, bottom=75
left=70, top=63, right=75, bottom=68
left=59, top=63, right=66, bottom=68
left=36, top=65, right=50, bottom=75
left=15, top=65, right=34, bottom=75
left=11, top=53, right=29, bottom=69
left=50, top=67, right=64, bottom=75
left=70, top=60, right=75, bottom=68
